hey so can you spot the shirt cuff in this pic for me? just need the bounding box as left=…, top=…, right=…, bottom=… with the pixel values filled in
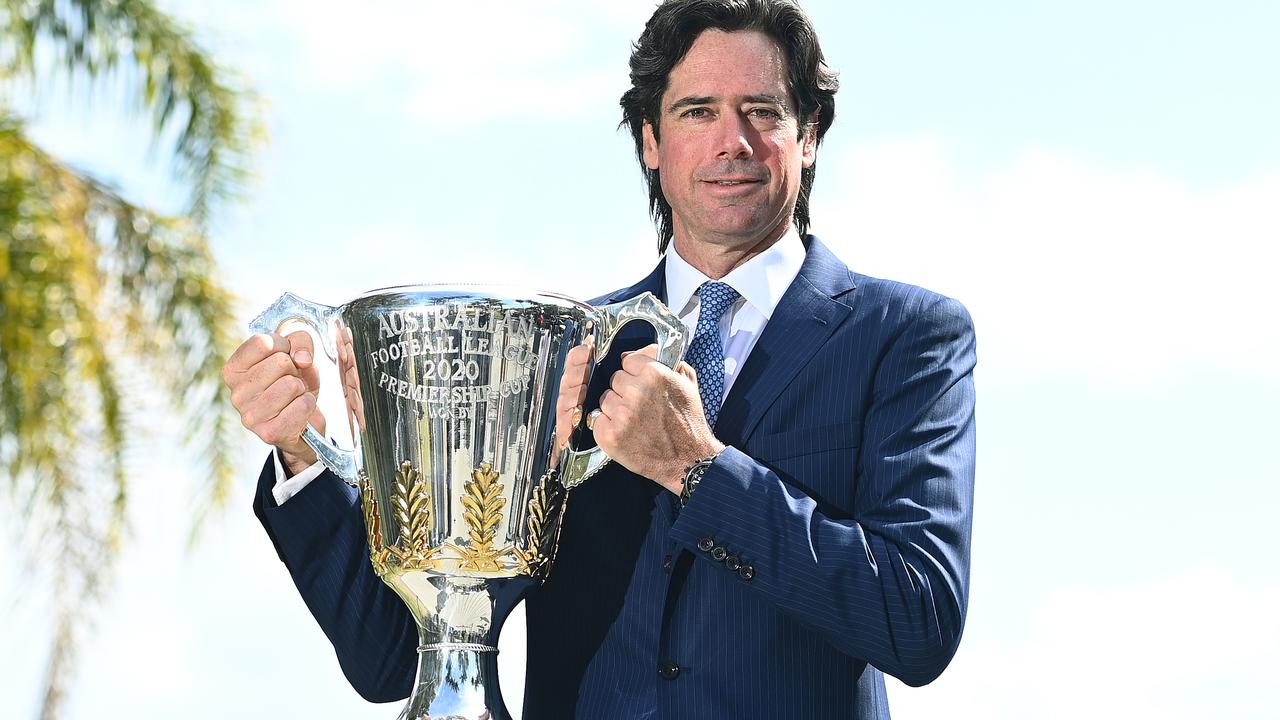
left=272, top=449, right=328, bottom=506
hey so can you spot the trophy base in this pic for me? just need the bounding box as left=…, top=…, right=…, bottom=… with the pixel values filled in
left=394, top=575, right=532, bottom=720
left=398, top=642, right=508, bottom=720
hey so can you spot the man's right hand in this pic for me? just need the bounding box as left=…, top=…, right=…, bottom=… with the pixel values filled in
left=222, top=331, right=326, bottom=476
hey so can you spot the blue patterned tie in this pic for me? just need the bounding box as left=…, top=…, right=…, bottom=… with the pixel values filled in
left=686, top=281, right=740, bottom=429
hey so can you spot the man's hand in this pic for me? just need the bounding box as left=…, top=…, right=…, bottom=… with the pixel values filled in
left=592, top=344, right=725, bottom=495
left=553, top=337, right=593, bottom=458
left=222, top=331, right=326, bottom=476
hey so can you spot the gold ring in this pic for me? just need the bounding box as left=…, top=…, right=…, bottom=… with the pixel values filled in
left=569, top=406, right=583, bottom=428
left=586, top=409, right=602, bottom=430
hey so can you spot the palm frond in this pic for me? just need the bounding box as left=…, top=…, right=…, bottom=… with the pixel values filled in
left=1, top=0, right=265, bottom=224
left=0, top=4, right=258, bottom=716
left=1, top=110, right=242, bottom=719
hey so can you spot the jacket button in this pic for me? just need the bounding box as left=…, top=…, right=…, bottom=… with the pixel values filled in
left=711, top=546, right=728, bottom=562
left=724, top=555, right=741, bottom=571
left=662, top=555, right=673, bottom=571
left=658, top=661, right=681, bottom=680
left=738, top=565, right=755, bottom=581
left=697, top=537, right=715, bottom=552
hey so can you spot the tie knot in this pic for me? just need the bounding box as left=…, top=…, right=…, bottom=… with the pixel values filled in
left=696, top=281, right=740, bottom=321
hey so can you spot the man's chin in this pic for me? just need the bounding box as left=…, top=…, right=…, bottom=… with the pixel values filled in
left=676, top=216, right=791, bottom=253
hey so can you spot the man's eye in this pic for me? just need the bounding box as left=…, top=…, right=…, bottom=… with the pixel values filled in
left=748, top=107, right=781, bottom=119
left=682, top=107, right=710, bottom=119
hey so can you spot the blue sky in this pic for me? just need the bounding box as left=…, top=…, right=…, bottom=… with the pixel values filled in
left=2, top=1, right=1278, bottom=718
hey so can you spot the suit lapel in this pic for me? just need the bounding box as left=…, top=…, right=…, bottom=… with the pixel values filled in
left=582, top=256, right=669, bottom=417
left=714, top=236, right=857, bottom=447
left=595, top=257, right=675, bottom=520
left=601, top=257, right=667, bottom=306
left=584, top=240, right=856, bottom=518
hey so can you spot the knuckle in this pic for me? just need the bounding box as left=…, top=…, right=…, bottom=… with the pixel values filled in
left=267, top=352, right=297, bottom=377
left=599, top=424, right=620, bottom=447
left=268, top=375, right=297, bottom=399
left=256, top=354, right=282, bottom=378
left=253, top=333, right=277, bottom=355
left=265, top=410, right=296, bottom=439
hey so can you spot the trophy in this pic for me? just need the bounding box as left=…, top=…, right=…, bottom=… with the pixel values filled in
left=250, top=286, right=686, bottom=720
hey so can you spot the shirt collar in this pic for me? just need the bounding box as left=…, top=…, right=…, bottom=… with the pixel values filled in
left=664, top=226, right=806, bottom=321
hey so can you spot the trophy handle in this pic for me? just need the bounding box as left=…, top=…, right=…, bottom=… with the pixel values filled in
left=559, top=291, right=687, bottom=489
left=248, top=292, right=358, bottom=484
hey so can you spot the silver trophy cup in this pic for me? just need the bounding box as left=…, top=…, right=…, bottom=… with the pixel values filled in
left=250, top=286, right=686, bottom=720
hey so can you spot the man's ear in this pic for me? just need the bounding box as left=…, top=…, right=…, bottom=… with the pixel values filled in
left=800, top=113, right=818, bottom=169
left=642, top=120, right=660, bottom=170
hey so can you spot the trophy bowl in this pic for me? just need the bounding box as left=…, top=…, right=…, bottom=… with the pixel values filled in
left=251, top=285, right=685, bottom=720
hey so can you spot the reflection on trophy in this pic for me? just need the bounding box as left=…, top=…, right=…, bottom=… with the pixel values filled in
left=251, top=286, right=686, bottom=720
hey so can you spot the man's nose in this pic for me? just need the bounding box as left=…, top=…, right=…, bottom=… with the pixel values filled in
left=716, top=114, right=754, bottom=160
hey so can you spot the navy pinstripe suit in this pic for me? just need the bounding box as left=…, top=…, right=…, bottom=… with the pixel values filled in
left=253, top=235, right=976, bottom=719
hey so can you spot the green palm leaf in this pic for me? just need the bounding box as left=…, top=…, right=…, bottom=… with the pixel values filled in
left=0, top=1, right=261, bottom=717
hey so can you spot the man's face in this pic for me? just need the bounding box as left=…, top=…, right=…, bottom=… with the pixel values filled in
left=643, top=29, right=817, bottom=255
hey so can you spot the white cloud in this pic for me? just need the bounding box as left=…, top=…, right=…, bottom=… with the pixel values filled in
left=256, top=0, right=650, bottom=126
left=888, top=565, right=1280, bottom=719
left=815, top=137, right=1280, bottom=388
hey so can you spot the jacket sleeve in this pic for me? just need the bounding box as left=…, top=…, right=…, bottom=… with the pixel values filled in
left=252, top=456, right=418, bottom=702
left=668, top=295, right=977, bottom=687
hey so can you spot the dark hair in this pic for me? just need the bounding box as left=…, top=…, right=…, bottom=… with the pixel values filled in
left=620, top=0, right=839, bottom=253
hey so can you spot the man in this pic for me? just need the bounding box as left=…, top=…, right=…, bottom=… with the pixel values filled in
left=222, top=1, right=976, bottom=718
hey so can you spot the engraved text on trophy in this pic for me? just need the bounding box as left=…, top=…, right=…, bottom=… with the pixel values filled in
left=367, top=306, right=538, bottom=420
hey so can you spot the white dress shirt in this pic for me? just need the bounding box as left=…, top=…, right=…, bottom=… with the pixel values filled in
left=271, top=229, right=807, bottom=505
left=662, top=227, right=806, bottom=405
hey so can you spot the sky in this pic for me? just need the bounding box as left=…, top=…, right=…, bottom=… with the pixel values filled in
left=2, top=1, right=1279, bottom=718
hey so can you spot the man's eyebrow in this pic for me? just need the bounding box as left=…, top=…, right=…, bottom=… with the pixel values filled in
left=666, top=96, right=716, bottom=114
left=742, top=94, right=789, bottom=107
left=664, top=94, right=791, bottom=114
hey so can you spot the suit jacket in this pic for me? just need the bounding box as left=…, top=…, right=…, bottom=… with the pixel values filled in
left=253, top=235, right=977, bottom=720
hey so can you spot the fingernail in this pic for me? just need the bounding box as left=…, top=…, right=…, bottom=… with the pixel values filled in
left=294, top=350, right=312, bottom=365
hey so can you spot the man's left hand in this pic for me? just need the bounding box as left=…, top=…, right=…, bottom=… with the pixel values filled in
left=591, top=344, right=725, bottom=495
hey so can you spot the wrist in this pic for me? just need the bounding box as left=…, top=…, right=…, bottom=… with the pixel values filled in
left=658, top=440, right=720, bottom=490
left=279, top=445, right=319, bottom=477
left=678, top=454, right=719, bottom=506
left=677, top=441, right=725, bottom=505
